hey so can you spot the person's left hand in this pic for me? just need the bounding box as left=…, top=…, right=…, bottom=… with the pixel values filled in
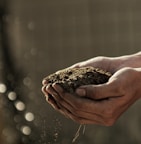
left=42, top=67, right=141, bottom=126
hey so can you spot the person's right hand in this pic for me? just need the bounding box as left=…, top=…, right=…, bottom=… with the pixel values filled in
left=45, top=67, right=141, bottom=126
left=42, top=52, right=141, bottom=121
left=42, top=56, right=121, bottom=111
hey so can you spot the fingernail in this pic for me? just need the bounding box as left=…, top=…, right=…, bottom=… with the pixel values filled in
left=76, top=88, right=86, bottom=96
left=42, top=79, right=47, bottom=85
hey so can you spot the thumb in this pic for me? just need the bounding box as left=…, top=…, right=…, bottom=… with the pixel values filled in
left=76, top=81, right=122, bottom=100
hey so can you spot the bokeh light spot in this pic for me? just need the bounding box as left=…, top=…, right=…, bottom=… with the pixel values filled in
left=25, top=112, right=34, bottom=122
left=23, top=77, right=31, bottom=87
left=21, top=126, right=31, bottom=135
left=8, top=91, right=17, bottom=101
left=15, top=101, right=25, bottom=111
left=0, top=83, right=7, bottom=93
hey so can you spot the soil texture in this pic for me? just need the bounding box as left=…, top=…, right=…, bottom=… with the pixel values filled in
left=44, top=66, right=112, bottom=93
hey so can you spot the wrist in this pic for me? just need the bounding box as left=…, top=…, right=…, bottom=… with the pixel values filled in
left=134, top=67, right=141, bottom=99
left=115, top=51, right=141, bottom=69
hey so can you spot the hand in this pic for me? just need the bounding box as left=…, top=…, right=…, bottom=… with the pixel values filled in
left=42, top=56, right=118, bottom=114
left=43, top=67, right=141, bottom=126
left=69, top=52, right=141, bottom=73
left=68, top=56, right=120, bottom=73
left=42, top=52, right=141, bottom=86
left=42, top=52, right=141, bottom=125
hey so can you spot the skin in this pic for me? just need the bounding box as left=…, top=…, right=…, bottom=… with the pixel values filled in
left=42, top=52, right=141, bottom=126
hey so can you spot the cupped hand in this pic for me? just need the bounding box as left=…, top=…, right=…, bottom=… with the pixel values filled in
left=42, top=53, right=141, bottom=125
left=43, top=67, right=141, bottom=126
left=68, top=56, right=120, bottom=74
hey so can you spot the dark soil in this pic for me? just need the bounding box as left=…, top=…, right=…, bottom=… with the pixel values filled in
left=44, top=66, right=112, bottom=93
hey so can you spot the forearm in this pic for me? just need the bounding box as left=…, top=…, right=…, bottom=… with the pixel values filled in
left=69, top=51, right=141, bottom=73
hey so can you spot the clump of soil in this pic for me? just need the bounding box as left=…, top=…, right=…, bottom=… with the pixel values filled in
left=44, top=66, right=112, bottom=93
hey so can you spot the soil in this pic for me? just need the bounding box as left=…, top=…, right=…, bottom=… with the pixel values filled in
left=44, top=66, right=112, bottom=93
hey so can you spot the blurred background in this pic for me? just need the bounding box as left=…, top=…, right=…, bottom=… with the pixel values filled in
left=0, top=0, right=141, bottom=144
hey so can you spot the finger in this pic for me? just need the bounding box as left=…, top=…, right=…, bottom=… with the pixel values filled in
left=51, top=85, right=102, bottom=118
left=54, top=101, right=106, bottom=125
left=46, top=84, right=67, bottom=108
left=50, top=83, right=133, bottom=126
left=54, top=98, right=106, bottom=125
left=46, top=94, right=60, bottom=109
left=58, top=106, right=107, bottom=125
left=46, top=83, right=74, bottom=114
left=45, top=92, right=70, bottom=119
left=42, top=85, right=48, bottom=96
left=52, top=83, right=82, bottom=108
left=52, top=83, right=127, bottom=121
left=67, top=98, right=131, bottom=126
left=56, top=95, right=128, bottom=126
left=42, top=84, right=59, bottom=108
left=56, top=97, right=107, bottom=125
left=49, top=84, right=78, bottom=117
left=46, top=84, right=59, bottom=97
left=42, top=78, right=49, bottom=85
left=47, top=97, right=70, bottom=119
left=44, top=84, right=62, bottom=108
left=52, top=83, right=111, bottom=116
left=76, top=80, right=124, bottom=100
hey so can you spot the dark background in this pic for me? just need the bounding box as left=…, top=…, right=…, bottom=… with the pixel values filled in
left=0, top=0, right=141, bottom=144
